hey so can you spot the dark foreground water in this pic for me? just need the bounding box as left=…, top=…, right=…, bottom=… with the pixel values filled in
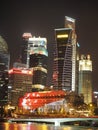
left=0, top=123, right=98, bottom=130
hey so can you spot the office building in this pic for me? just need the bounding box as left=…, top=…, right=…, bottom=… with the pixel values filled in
left=53, top=28, right=72, bottom=90
left=28, top=37, right=48, bottom=91
left=0, top=35, right=10, bottom=106
left=21, top=33, right=32, bottom=68
left=21, top=33, right=48, bottom=91
left=53, top=16, right=78, bottom=91
left=78, top=54, right=92, bottom=104
left=0, top=35, right=10, bottom=70
left=65, top=16, right=78, bottom=92
left=8, top=68, right=32, bottom=106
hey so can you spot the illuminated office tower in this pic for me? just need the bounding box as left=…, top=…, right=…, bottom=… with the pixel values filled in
left=53, top=28, right=72, bottom=90
left=0, top=35, right=10, bottom=105
left=9, top=68, right=32, bottom=106
left=53, top=16, right=78, bottom=91
left=21, top=33, right=32, bottom=68
left=78, top=55, right=92, bottom=104
left=65, top=16, right=78, bottom=92
left=0, top=35, right=10, bottom=70
left=28, top=37, right=48, bottom=91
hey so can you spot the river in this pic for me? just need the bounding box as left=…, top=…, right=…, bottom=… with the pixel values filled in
left=0, top=122, right=98, bottom=130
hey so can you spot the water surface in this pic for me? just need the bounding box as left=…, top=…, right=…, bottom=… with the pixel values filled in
left=0, top=122, right=98, bottom=130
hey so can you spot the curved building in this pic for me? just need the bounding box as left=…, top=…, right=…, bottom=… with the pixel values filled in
left=28, top=37, right=48, bottom=91
left=0, top=35, right=10, bottom=106
left=0, top=35, right=10, bottom=70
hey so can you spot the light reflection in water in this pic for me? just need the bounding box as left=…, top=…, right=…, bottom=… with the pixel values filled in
left=37, top=124, right=48, bottom=130
left=0, top=123, right=96, bottom=130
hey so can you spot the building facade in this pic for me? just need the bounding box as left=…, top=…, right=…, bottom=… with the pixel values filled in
left=52, top=16, right=78, bottom=91
left=21, top=33, right=48, bottom=91
left=65, top=16, right=78, bottom=92
left=53, top=28, right=72, bottom=90
left=78, top=55, right=92, bottom=104
left=8, top=68, right=32, bottom=106
left=28, top=37, right=48, bottom=91
left=0, top=35, right=10, bottom=106
left=21, top=33, right=32, bottom=68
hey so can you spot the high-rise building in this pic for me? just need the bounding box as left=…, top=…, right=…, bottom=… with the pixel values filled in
left=65, top=16, right=78, bottom=92
left=21, top=33, right=48, bottom=91
left=53, top=28, right=72, bottom=90
left=53, top=16, right=78, bottom=92
left=0, top=35, right=10, bottom=106
left=78, top=54, right=92, bottom=104
left=28, top=37, right=48, bottom=91
left=21, top=33, right=32, bottom=68
left=8, top=68, right=32, bottom=106
left=0, top=35, right=10, bottom=70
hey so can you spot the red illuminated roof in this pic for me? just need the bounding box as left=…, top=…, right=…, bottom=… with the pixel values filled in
left=18, top=90, right=65, bottom=110
left=8, top=68, right=32, bottom=75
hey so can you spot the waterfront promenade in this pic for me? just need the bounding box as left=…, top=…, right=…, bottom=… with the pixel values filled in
left=8, top=117, right=98, bottom=126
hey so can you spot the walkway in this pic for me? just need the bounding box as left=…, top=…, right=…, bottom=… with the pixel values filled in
left=8, top=117, right=98, bottom=126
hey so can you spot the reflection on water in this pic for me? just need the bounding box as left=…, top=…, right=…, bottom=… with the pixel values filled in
left=0, top=122, right=97, bottom=130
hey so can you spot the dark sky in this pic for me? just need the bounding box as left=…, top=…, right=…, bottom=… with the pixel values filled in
left=0, top=0, right=98, bottom=90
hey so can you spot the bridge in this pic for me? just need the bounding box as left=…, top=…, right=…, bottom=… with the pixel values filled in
left=8, top=117, right=98, bottom=126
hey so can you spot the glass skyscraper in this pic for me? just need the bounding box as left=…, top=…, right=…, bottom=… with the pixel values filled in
left=53, top=16, right=78, bottom=91
left=28, top=37, right=48, bottom=91
left=53, top=28, right=72, bottom=90
left=21, top=33, right=48, bottom=91
left=0, top=35, right=10, bottom=106
left=0, top=35, right=10, bottom=70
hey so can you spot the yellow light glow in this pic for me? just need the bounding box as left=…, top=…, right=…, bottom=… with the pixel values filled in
left=57, top=34, right=68, bottom=38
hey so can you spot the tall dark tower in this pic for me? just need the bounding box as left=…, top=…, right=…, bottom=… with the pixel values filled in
left=21, top=33, right=32, bottom=68
left=0, top=35, right=10, bottom=106
left=65, top=16, right=78, bottom=92
left=0, top=35, right=10, bottom=70
left=28, top=37, right=48, bottom=91
left=53, top=28, right=72, bottom=90
left=53, top=16, right=79, bottom=92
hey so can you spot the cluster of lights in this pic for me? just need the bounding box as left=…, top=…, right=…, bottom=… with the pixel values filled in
left=8, top=68, right=32, bottom=75
left=18, top=90, right=65, bottom=110
left=57, top=34, right=68, bottom=38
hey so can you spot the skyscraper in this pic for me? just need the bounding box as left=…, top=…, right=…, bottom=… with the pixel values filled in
left=0, top=35, right=10, bottom=70
left=21, top=33, right=48, bottom=91
left=53, top=16, right=78, bottom=91
left=28, top=37, right=48, bottom=91
left=53, top=28, right=72, bottom=90
left=65, top=16, right=78, bottom=92
left=21, top=33, right=32, bottom=68
left=78, top=54, right=92, bottom=104
left=0, top=35, right=10, bottom=106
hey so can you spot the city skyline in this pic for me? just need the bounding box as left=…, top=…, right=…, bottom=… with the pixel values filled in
left=0, top=0, right=98, bottom=90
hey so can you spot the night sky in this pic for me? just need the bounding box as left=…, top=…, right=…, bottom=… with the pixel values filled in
left=0, top=0, right=98, bottom=90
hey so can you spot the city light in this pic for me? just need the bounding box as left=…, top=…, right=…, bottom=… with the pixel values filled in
left=57, top=34, right=68, bottom=38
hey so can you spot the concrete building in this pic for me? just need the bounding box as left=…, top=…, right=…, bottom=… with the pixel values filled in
left=78, top=54, right=92, bottom=104
left=8, top=68, right=32, bottom=106
left=28, top=37, right=48, bottom=91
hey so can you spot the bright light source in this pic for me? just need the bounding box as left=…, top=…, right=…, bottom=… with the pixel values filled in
left=57, top=34, right=68, bottom=38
